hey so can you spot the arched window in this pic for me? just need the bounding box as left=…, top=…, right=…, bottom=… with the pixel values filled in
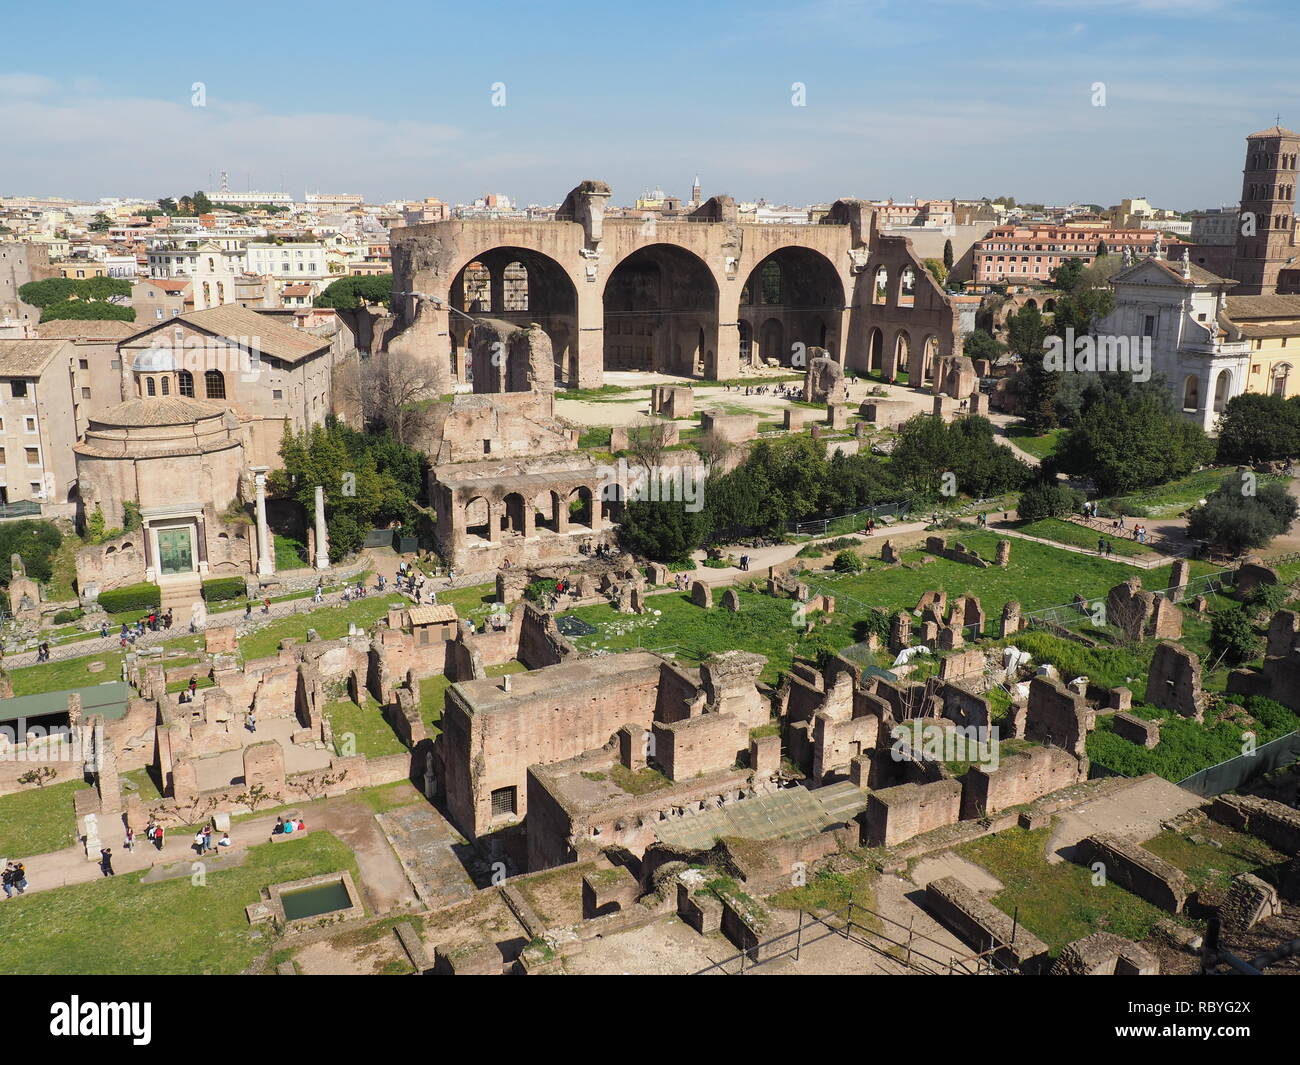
left=178, top=370, right=194, bottom=397
left=161, top=376, right=170, bottom=396
left=145, top=377, right=156, bottom=396
left=1182, top=375, right=1200, bottom=412
left=1272, top=363, right=1291, bottom=397
left=899, top=267, right=916, bottom=307
left=760, top=260, right=782, bottom=305
left=205, top=369, right=226, bottom=400
left=873, top=266, right=889, bottom=305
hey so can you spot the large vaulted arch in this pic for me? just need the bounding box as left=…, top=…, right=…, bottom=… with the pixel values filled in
left=449, top=246, right=578, bottom=386
left=740, top=247, right=846, bottom=366
left=602, top=244, right=719, bottom=375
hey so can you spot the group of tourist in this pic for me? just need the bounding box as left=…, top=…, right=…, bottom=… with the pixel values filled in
left=272, top=816, right=305, bottom=837
left=114, top=611, right=174, bottom=649
left=1, top=861, right=28, bottom=897
left=578, top=541, right=614, bottom=558
left=192, top=825, right=232, bottom=855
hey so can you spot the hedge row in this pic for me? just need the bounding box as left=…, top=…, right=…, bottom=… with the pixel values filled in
left=202, top=576, right=247, bottom=603
left=97, top=582, right=161, bottom=614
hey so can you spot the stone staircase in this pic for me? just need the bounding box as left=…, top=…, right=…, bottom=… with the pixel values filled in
left=158, top=575, right=202, bottom=616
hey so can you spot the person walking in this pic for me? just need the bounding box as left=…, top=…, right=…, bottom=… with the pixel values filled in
left=99, top=848, right=115, bottom=877
left=124, top=827, right=135, bottom=853
left=153, top=825, right=164, bottom=852
left=201, top=825, right=213, bottom=855
left=262, top=595, right=271, bottom=614
left=12, top=863, right=26, bottom=894
left=247, top=711, right=257, bottom=734
left=2, top=862, right=14, bottom=899
left=188, top=676, right=197, bottom=699
left=193, top=830, right=206, bottom=856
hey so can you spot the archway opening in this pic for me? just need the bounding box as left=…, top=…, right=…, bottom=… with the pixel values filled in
left=603, top=244, right=719, bottom=375
left=740, top=248, right=846, bottom=365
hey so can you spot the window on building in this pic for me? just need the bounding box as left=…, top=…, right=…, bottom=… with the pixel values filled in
left=78, top=359, right=88, bottom=370
left=1143, top=315, right=1157, bottom=338
left=30, top=483, right=41, bottom=496
left=25, top=448, right=39, bottom=464
left=11, top=380, right=27, bottom=399
left=490, top=786, right=517, bottom=818
left=146, top=377, right=156, bottom=396
left=24, top=417, right=35, bottom=432
left=0, top=447, right=5, bottom=463
left=161, top=377, right=170, bottom=395
left=272, top=389, right=283, bottom=400
left=204, top=369, right=226, bottom=400
left=81, top=387, right=91, bottom=399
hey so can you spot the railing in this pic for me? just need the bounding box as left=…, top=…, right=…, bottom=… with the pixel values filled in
left=0, top=500, right=42, bottom=520
left=788, top=500, right=913, bottom=537
left=693, top=900, right=1018, bottom=975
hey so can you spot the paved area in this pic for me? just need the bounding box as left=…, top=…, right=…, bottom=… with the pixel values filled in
left=376, top=801, right=478, bottom=910
left=1045, top=774, right=1203, bottom=863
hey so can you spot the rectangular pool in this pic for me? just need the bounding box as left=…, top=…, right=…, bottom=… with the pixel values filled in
left=280, top=878, right=353, bottom=921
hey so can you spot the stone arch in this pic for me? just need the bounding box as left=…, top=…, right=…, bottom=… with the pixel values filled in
left=739, top=247, right=846, bottom=362
left=1212, top=369, right=1233, bottom=412
left=890, top=329, right=911, bottom=380
left=921, top=334, right=940, bottom=384
left=502, top=493, right=527, bottom=536
left=568, top=485, right=594, bottom=528
left=1043, top=298, right=1057, bottom=313
left=873, top=266, right=889, bottom=305
left=603, top=243, right=719, bottom=376
left=898, top=267, right=916, bottom=308
left=1182, top=374, right=1201, bottom=412
left=449, top=246, right=578, bottom=385
left=868, top=327, right=885, bottom=373
left=759, top=318, right=785, bottom=365
left=464, top=496, right=490, bottom=542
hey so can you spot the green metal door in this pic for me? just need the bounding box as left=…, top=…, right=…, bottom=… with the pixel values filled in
left=157, top=527, right=193, bottom=575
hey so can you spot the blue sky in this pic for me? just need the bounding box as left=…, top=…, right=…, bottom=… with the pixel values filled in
left=1, top=0, right=1296, bottom=209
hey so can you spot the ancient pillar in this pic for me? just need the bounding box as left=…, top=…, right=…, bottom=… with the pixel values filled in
left=314, top=485, right=330, bottom=570
left=253, top=467, right=273, bottom=577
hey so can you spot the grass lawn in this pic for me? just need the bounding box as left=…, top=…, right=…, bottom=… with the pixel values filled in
left=437, top=581, right=497, bottom=628
left=324, top=694, right=408, bottom=758
left=238, top=596, right=401, bottom=660
left=0, top=778, right=89, bottom=857
left=1006, top=424, right=1065, bottom=460
left=9, top=653, right=125, bottom=696
left=1015, top=518, right=1153, bottom=558
left=121, top=766, right=164, bottom=803
left=0, top=831, right=362, bottom=974
left=1142, top=821, right=1286, bottom=893
left=1106, top=467, right=1288, bottom=518
left=956, top=826, right=1174, bottom=953
left=561, top=533, right=1170, bottom=682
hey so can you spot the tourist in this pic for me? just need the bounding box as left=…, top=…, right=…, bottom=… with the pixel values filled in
left=247, top=711, right=257, bottom=734
left=282, top=817, right=296, bottom=835
left=218, top=832, right=232, bottom=851
left=1097, top=537, right=1106, bottom=555
left=100, top=622, right=109, bottom=639
left=188, top=676, right=198, bottom=698
left=245, top=601, right=253, bottom=619
left=11, top=863, right=26, bottom=894
left=201, top=825, right=213, bottom=854
left=295, top=818, right=305, bottom=832
left=164, top=609, right=174, bottom=629
left=2, top=862, right=14, bottom=898
left=313, top=584, right=323, bottom=604
left=262, top=595, right=271, bottom=614
left=193, top=829, right=205, bottom=855
left=124, top=827, right=135, bottom=852
left=153, top=824, right=165, bottom=851
left=272, top=816, right=285, bottom=836
left=99, top=848, right=115, bottom=877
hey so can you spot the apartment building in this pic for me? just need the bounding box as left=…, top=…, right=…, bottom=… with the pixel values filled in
left=972, top=224, right=1162, bottom=283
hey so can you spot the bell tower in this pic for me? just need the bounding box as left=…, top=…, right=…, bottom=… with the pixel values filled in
left=1232, top=125, right=1300, bottom=294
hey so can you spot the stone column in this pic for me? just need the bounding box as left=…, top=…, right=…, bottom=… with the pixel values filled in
left=313, top=485, right=330, bottom=570
left=252, top=466, right=273, bottom=577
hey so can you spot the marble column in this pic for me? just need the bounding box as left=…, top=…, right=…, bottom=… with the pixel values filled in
left=314, top=485, right=330, bottom=570
left=253, top=467, right=273, bottom=577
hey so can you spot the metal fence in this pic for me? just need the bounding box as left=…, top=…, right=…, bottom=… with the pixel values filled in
left=1177, top=730, right=1300, bottom=798
left=789, top=500, right=913, bottom=537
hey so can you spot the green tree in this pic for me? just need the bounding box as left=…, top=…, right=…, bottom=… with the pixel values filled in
left=962, top=329, right=1004, bottom=362
left=191, top=191, right=213, bottom=214
left=1048, top=257, right=1085, bottom=291
left=1210, top=607, right=1259, bottom=666
left=1187, top=474, right=1299, bottom=555
left=1007, top=305, right=1057, bottom=431
left=943, top=239, right=954, bottom=272
left=39, top=300, right=135, bottom=324
left=832, top=549, right=863, bottom=573
left=891, top=414, right=956, bottom=496
left=1016, top=479, right=1083, bottom=522
left=923, top=258, right=947, bottom=285
left=157, top=197, right=177, bottom=214
left=1215, top=393, right=1300, bottom=464
left=314, top=274, right=393, bottom=311
left=0, top=520, right=63, bottom=584
left=89, top=212, right=111, bottom=232
left=617, top=499, right=711, bottom=562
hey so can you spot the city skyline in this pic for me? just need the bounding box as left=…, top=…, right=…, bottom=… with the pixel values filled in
left=3, top=0, right=1297, bottom=209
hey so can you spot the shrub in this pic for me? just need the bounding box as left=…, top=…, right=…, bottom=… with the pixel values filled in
left=832, top=550, right=863, bottom=573
left=52, top=608, right=82, bottom=624
left=201, top=576, right=247, bottom=603
left=1209, top=607, right=1260, bottom=667
left=1017, top=480, right=1083, bottom=523
left=524, top=578, right=558, bottom=602
left=97, top=582, right=161, bottom=614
